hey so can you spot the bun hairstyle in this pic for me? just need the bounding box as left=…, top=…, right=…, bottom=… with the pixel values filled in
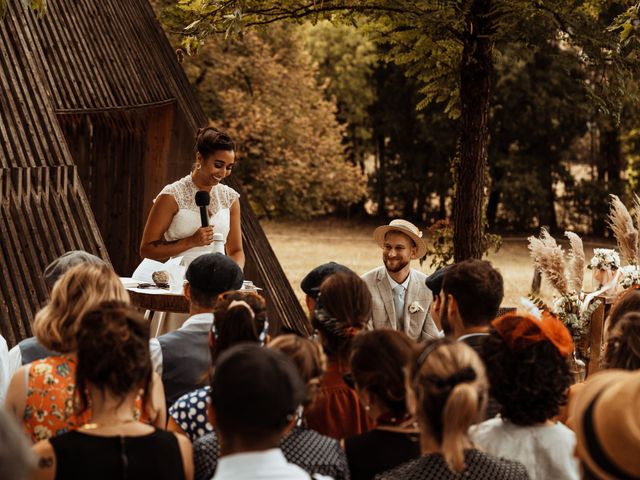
left=603, top=311, right=640, bottom=370
left=194, top=123, right=235, bottom=159
left=350, top=330, right=418, bottom=416
left=75, top=301, right=152, bottom=416
left=211, top=291, right=268, bottom=361
left=33, top=263, right=129, bottom=353
left=269, top=335, right=327, bottom=408
left=312, top=271, right=372, bottom=359
left=410, top=338, right=487, bottom=473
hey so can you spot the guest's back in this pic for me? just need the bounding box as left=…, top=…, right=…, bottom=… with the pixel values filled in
left=376, top=450, right=529, bottom=480
left=472, top=313, right=578, bottom=480
left=345, top=429, right=420, bottom=480
left=344, top=330, right=422, bottom=480
left=49, top=428, right=185, bottom=480
left=31, top=302, right=192, bottom=480
left=305, top=272, right=374, bottom=439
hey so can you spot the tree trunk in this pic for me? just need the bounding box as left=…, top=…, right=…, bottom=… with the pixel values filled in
left=453, top=0, right=494, bottom=261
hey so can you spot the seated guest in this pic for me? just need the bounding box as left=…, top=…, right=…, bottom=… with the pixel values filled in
left=424, top=264, right=454, bottom=331
left=602, top=312, right=640, bottom=370
left=193, top=335, right=350, bottom=480
left=379, top=338, right=528, bottom=479
left=0, top=409, right=34, bottom=480
left=209, top=344, right=327, bottom=480
left=470, top=312, right=578, bottom=480
left=150, top=253, right=243, bottom=407
left=361, top=219, right=438, bottom=340
left=4, top=264, right=164, bottom=442
left=569, top=369, right=640, bottom=480
left=301, top=262, right=353, bottom=314
left=168, top=292, right=268, bottom=440
left=305, top=271, right=374, bottom=439
left=345, top=330, right=421, bottom=480
left=440, top=259, right=504, bottom=348
left=31, top=301, right=193, bottom=480
left=7, top=250, right=105, bottom=375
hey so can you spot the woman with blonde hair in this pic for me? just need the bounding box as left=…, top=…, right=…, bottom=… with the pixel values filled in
left=378, top=338, right=528, bottom=479
left=5, top=263, right=165, bottom=442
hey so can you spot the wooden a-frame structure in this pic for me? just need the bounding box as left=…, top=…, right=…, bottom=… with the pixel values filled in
left=0, top=0, right=307, bottom=346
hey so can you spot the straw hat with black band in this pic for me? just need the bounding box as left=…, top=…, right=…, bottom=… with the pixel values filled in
left=373, top=219, right=427, bottom=259
left=569, top=369, right=640, bottom=480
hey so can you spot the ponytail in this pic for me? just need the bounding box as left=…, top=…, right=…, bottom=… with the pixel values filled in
left=211, top=292, right=268, bottom=362
left=441, top=383, right=478, bottom=472
left=412, top=340, right=487, bottom=474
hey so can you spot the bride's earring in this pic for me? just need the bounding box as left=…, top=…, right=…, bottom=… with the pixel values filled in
left=196, top=163, right=202, bottom=170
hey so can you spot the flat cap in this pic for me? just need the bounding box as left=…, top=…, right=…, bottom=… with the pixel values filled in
left=301, top=262, right=353, bottom=300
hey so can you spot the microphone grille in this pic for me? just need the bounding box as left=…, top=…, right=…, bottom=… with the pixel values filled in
left=195, top=191, right=210, bottom=207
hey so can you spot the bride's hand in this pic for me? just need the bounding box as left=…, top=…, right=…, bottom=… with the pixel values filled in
left=190, top=226, right=214, bottom=247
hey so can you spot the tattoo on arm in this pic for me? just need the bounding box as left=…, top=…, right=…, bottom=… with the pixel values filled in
left=38, top=456, right=54, bottom=469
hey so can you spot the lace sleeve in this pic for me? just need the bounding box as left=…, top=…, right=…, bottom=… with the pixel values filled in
left=155, top=176, right=193, bottom=209
left=221, top=185, right=240, bottom=210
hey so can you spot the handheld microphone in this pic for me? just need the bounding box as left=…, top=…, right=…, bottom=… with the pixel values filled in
left=195, top=191, right=210, bottom=228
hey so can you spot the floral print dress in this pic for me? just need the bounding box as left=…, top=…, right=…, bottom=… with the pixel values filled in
left=23, top=355, right=89, bottom=442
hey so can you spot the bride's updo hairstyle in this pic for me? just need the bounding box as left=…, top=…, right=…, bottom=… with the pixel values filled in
left=194, top=123, right=235, bottom=160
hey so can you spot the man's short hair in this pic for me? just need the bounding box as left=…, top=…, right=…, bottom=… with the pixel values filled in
left=185, top=253, right=243, bottom=308
left=300, top=262, right=353, bottom=301
left=43, top=250, right=105, bottom=290
left=442, top=259, right=503, bottom=327
left=210, top=344, right=305, bottom=442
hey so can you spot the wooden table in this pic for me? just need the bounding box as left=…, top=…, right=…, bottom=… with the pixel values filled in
left=127, top=288, right=189, bottom=336
left=127, top=288, right=189, bottom=314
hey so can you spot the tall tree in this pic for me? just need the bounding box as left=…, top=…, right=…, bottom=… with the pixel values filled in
left=166, top=0, right=637, bottom=259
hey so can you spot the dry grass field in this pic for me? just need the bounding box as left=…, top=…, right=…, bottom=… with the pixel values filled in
left=261, top=218, right=615, bottom=308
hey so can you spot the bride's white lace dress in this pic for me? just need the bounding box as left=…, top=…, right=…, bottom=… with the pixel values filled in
left=157, top=175, right=239, bottom=266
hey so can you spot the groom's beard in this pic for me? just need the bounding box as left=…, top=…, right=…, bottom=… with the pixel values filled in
left=384, top=258, right=409, bottom=273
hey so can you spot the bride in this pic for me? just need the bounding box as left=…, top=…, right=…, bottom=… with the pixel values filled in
left=139, top=125, right=244, bottom=269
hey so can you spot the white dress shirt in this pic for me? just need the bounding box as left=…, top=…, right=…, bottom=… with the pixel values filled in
left=149, top=312, right=214, bottom=377
left=213, top=448, right=331, bottom=480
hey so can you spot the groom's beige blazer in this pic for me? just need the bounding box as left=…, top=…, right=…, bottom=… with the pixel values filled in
left=361, top=266, right=439, bottom=341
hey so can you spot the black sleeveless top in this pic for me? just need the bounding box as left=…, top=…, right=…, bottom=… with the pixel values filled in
left=49, top=429, right=185, bottom=480
left=345, top=429, right=421, bottom=480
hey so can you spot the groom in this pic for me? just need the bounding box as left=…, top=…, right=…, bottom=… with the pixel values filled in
left=361, top=219, right=439, bottom=341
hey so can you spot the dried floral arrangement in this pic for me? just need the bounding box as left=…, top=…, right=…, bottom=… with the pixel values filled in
left=608, top=194, right=640, bottom=289
left=528, top=229, right=600, bottom=358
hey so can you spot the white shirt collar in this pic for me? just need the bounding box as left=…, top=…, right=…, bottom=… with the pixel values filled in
left=213, top=448, right=309, bottom=480
left=386, top=270, right=411, bottom=291
left=179, top=312, right=214, bottom=332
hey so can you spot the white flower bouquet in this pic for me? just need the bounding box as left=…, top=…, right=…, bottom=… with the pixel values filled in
left=620, top=265, right=640, bottom=289
left=588, top=248, right=620, bottom=271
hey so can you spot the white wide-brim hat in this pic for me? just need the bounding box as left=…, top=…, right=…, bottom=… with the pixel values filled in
left=373, top=219, right=427, bottom=259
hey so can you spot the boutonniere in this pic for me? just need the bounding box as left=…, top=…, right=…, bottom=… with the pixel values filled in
left=408, top=301, right=424, bottom=314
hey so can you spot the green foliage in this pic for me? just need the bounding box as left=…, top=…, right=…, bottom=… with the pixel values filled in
left=180, top=25, right=366, bottom=218
left=424, top=219, right=501, bottom=269
left=301, top=21, right=377, bottom=167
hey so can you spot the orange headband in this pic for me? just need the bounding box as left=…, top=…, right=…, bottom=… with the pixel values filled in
left=491, top=311, right=574, bottom=357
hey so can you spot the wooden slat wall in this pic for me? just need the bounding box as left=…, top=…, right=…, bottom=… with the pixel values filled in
left=0, top=1, right=109, bottom=346
left=1, top=0, right=307, bottom=343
